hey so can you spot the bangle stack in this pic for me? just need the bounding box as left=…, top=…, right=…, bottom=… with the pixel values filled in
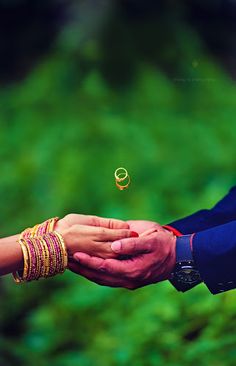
left=13, top=218, right=68, bottom=283
left=20, top=217, right=59, bottom=239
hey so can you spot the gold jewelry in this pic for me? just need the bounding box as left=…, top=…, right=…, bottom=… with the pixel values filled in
left=44, top=234, right=57, bottom=276
left=13, top=229, right=68, bottom=283
left=38, top=236, right=50, bottom=277
left=20, top=217, right=59, bottom=239
left=116, top=175, right=131, bottom=190
left=13, top=239, right=30, bottom=283
left=114, top=167, right=130, bottom=190
left=114, top=167, right=128, bottom=182
left=32, top=237, right=42, bottom=279
left=54, top=231, right=68, bottom=270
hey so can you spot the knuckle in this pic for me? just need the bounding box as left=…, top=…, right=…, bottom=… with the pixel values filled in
left=126, top=268, right=143, bottom=281
left=64, top=213, right=76, bottom=220
left=91, top=216, right=99, bottom=226
left=107, top=219, right=113, bottom=229
left=98, top=228, right=106, bottom=237
left=98, top=263, right=108, bottom=273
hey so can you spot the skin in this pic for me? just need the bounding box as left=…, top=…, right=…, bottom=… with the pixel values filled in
left=57, top=214, right=138, bottom=260
left=0, top=214, right=136, bottom=277
left=71, top=220, right=176, bottom=289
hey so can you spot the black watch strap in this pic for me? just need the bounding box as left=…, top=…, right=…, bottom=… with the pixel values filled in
left=170, top=235, right=201, bottom=292
left=175, top=235, right=194, bottom=262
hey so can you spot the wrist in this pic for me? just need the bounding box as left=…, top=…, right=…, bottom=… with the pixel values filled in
left=54, top=219, right=73, bottom=256
left=13, top=217, right=68, bottom=283
left=0, top=234, right=24, bottom=276
left=162, top=225, right=183, bottom=237
left=54, top=218, right=69, bottom=233
left=170, top=235, right=202, bottom=292
left=55, top=223, right=75, bottom=260
left=164, top=235, right=177, bottom=280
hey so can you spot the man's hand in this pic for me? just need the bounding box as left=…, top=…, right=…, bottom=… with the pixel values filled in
left=70, top=230, right=176, bottom=289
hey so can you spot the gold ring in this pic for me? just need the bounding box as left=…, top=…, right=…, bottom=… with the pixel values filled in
left=116, top=175, right=130, bottom=190
left=114, top=167, right=128, bottom=182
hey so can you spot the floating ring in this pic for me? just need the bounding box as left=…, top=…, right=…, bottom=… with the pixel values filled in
left=115, top=174, right=130, bottom=190
left=114, top=167, right=128, bottom=182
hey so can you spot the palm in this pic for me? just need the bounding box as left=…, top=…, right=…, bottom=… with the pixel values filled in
left=127, top=220, right=163, bottom=235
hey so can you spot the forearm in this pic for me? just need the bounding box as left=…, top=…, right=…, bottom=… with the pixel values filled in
left=0, top=234, right=23, bottom=276
left=0, top=215, right=132, bottom=281
left=167, top=186, right=236, bottom=234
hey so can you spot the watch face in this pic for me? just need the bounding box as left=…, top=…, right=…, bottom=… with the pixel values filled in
left=176, top=266, right=201, bottom=284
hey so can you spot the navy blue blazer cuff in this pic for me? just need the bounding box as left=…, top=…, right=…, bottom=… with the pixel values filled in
left=192, top=221, right=236, bottom=294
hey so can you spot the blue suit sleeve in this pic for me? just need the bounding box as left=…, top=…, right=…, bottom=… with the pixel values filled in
left=168, top=186, right=236, bottom=234
left=192, top=220, right=236, bottom=294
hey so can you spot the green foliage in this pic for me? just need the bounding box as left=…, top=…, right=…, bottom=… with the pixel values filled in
left=1, top=9, right=236, bottom=366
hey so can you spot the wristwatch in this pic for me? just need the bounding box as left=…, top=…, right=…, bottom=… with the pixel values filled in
left=170, top=235, right=202, bottom=292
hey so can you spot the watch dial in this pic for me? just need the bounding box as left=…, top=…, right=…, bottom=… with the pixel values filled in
left=177, top=268, right=201, bottom=284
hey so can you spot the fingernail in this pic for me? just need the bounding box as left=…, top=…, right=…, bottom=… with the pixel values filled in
left=131, top=231, right=139, bottom=237
left=111, top=241, right=121, bottom=253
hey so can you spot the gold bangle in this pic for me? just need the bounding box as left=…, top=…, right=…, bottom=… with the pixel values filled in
left=44, top=234, right=57, bottom=277
left=14, top=219, right=66, bottom=283
left=53, top=231, right=68, bottom=271
left=39, top=236, right=50, bottom=277
left=45, top=233, right=62, bottom=274
left=20, top=217, right=60, bottom=239
left=13, top=239, right=30, bottom=283
left=31, top=224, right=40, bottom=237
left=20, top=228, right=30, bottom=240
left=34, top=237, right=43, bottom=278
left=48, top=217, right=59, bottom=232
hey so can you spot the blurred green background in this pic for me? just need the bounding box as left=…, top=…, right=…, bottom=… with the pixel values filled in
left=1, top=1, right=236, bottom=365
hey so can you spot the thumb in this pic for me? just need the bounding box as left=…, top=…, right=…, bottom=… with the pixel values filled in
left=111, top=236, right=152, bottom=256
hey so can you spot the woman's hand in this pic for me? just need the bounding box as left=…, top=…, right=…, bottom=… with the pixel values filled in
left=60, top=224, right=138, bottom=260
left=55, top=214, right=138, bottom=260
left=55, top=214, right=130, bottom=232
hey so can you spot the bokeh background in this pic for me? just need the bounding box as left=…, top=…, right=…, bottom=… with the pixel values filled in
left=1, top=1, right=236, bottom=365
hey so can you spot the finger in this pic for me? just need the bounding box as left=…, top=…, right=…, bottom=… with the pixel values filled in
left=71, top=224, right=136, bottom=242
left=65, top=225, right=133, bottom=258
left=64, top=214, right=130, bottom=229
left=110, top=234, right=156, bottom=255
left=92, top=216, right=130, bottom=230
left=127, top=220, right=162, bottom=234
left=75, top=225, right=138, bottom=242
left=73, top=252, right=144, bottom=277
left=85, top=215, right=130, bottom=230
left=139, top=228, right=159, bottom=237
left=95, top=228, right=139, bottom=242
